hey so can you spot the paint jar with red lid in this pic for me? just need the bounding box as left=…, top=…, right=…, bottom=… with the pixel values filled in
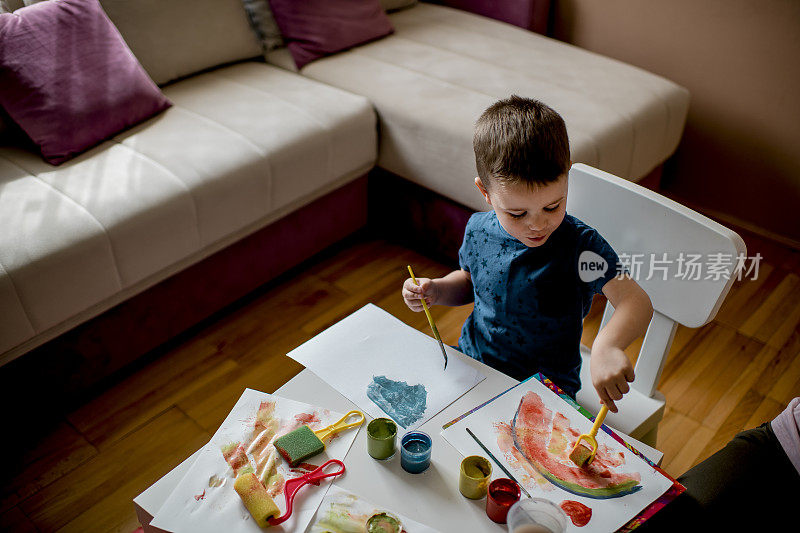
left=485, top=478, right=521, bottom=523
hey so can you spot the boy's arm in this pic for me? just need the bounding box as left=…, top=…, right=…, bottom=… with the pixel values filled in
left=590, top=275, right=654, bottom=413
left=402, top=269, right=473, bottom=311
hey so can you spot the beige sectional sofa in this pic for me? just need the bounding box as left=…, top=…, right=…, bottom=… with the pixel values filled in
left=275, top=2, right=690, bottom=210
left=0, top=0, right=690, bottom=378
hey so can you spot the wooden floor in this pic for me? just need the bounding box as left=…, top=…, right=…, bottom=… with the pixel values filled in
left=1, top=231, right=798, bottom=532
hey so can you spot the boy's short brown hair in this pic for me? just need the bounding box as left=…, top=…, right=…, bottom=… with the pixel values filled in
left=473, top=95, right=570, bottom=189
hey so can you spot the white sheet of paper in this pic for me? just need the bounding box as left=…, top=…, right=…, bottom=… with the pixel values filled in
left=150, top=389, right=359, bottom=533
left=441, top=378, right=673, bottom=532
left=286, top=304, right=485, bottom=430
left=306, top=485, right=440, bottom=533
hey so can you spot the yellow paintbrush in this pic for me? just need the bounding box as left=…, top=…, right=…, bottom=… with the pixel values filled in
left=407, top=265, right=448, bottom=370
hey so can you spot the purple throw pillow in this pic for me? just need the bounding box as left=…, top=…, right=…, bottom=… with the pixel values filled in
left=0, top=0, right=171, bottom=165
left=268, top=0, right=394, bottom=70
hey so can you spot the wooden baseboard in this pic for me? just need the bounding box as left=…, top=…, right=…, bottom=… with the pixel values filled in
left=662, top=197, right=800, bottom=252
left=653, top=159, right=798, bottom=252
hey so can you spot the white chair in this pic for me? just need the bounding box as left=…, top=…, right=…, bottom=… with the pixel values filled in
left=567, top=164, right=746, bottom=447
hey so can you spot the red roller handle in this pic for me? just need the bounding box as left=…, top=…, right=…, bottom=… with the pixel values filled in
left=267, top=459, right=346, bottom=526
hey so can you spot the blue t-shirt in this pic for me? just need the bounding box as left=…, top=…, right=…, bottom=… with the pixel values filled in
left=457, top=211, right=621, bottom=397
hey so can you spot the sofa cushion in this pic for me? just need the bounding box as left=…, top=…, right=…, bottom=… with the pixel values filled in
left=267, top=0, right=394, bottom=69
left=0, top=0, right=172, bottom=165
left=99, top=0, right=262, bottom=86
left=0, top=60, right=376, bottom=361
left=282, top=3, right=689, bottom=210
left=0, top=156, right=121, bottom=354
left=125, top=62, right=377, bottom=233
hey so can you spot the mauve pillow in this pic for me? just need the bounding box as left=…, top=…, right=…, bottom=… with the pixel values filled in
left=0, top=0, right=171, bottom=165
left=267, top=0, right=394, bottom=70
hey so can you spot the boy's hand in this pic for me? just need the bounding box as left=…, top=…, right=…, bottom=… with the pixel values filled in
left=402, top=277, right=439, bottom=312
left=590, top=343, right=635, bottom=413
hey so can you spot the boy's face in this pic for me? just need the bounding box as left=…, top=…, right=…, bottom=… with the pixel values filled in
left=475, top=173, right=568, bottom=248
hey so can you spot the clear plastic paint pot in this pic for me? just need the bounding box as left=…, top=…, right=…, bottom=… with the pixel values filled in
left=507, top=498, right=568, bottom=533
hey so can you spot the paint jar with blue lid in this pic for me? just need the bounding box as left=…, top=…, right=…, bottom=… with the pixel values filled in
left=400, top=431, right=432, bottom=474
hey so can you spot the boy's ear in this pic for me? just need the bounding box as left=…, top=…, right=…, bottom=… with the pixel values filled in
left=474, top=177, right=492, bottom=205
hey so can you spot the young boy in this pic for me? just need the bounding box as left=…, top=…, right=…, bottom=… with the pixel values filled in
left=402, top=95, right=653, bottom=412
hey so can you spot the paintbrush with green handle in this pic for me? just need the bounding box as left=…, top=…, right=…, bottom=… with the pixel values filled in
left=407, top=265, right=448, bottom=370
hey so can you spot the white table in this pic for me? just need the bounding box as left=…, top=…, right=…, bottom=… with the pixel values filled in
left=135, top=321, right=662, bottom=532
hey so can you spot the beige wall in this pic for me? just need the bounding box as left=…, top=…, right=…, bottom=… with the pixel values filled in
left=552, top=0, right=800, bottom=243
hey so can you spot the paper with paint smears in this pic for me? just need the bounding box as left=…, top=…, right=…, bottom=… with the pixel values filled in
left=150, top=389, right=359, bottom=533
left=440, top=377, right=674, bottom=532
left=309, top=485, right=441, bottom=533
left=367, top=375, right=427, bottom=428
left=287, top=304, right=485, bottom=430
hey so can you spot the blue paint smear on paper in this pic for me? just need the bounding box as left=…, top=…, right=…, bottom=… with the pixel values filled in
left=367, top=376, right=427, bottom=428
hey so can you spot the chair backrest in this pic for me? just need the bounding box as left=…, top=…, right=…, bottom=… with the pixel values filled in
left=567, top=164, right=746, bottom=396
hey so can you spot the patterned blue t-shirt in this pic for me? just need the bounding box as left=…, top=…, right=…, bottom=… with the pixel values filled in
left=457, top=211, right=621, bottom=397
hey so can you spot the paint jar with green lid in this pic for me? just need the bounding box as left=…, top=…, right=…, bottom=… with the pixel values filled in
left=459, top=455, right=492, bottom=499
left=367, top=418, right=397, bottom=460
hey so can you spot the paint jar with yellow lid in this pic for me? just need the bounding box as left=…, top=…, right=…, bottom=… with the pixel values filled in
left=459, top=455, right=492, bottom=499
